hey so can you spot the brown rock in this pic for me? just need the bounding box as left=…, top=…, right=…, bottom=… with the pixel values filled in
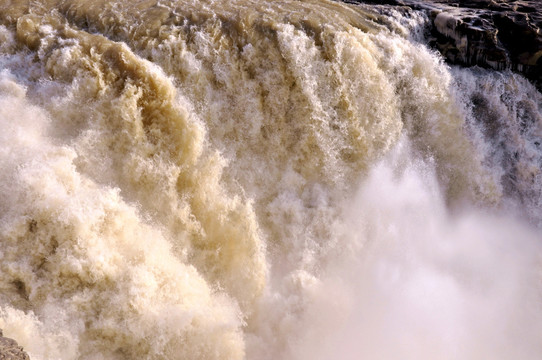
left=343, top=0, right=542, bottom=87
left=0, top=330, right=30, bottom=360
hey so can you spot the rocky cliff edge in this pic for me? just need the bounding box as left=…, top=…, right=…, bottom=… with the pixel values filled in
left=0, top=331, right=30, bottom=360
left=346, top=0, right=542, bottom=87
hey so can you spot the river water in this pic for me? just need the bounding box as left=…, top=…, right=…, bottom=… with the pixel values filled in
left=0, top=0, right=541, bottom=359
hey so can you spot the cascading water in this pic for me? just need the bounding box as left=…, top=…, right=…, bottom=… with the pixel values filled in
left=0, top=0, right=540, bottom=359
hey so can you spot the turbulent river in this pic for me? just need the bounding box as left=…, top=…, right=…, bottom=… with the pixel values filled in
left=0, top=0, right=541, bottom=359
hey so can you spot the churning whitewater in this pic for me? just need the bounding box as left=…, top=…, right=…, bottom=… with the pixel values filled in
left=0, top=0, right=541, bottom=359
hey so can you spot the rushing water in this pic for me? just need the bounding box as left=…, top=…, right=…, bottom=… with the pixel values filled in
left=0, top=0, right=541, bottom=359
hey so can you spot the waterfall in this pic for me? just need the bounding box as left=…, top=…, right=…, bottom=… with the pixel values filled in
left=0, top=0, right=540, bottom=359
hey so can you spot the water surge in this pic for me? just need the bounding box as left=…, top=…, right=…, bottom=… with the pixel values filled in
left=0, top=0, right=541, bottom=359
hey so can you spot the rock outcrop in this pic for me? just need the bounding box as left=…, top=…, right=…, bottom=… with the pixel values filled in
left=346, top=0, right=542, bottom=86
left=0, top=331, right=30, bottom=360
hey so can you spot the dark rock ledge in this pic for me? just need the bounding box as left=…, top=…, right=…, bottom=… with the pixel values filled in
left=0, top=330, right=30, bottom=360
left=344, top=0, right=542, bottom=87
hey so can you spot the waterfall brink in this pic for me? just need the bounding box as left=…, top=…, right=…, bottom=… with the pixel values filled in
left=0, top=0, right=540, bottom=359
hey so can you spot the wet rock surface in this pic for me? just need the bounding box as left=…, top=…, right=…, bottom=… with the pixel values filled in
left=0, top=331, right=29, bottom=360
left=345, top=0, right=542, bottom=86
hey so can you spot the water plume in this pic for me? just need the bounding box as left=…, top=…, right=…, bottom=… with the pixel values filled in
left=0, top=0, right=540, bottom=359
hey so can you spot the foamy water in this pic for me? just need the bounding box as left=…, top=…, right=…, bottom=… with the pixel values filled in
left=0, top=0, right=541, bottom=359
